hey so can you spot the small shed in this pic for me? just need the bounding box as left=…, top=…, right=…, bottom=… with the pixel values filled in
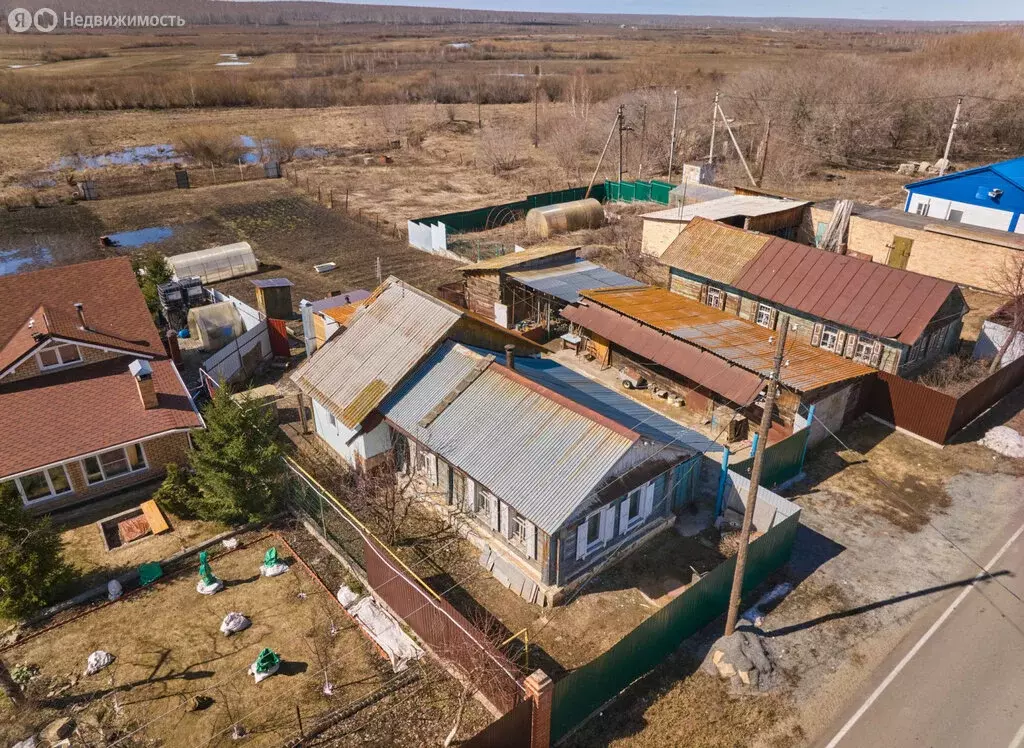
left=252, top=278, right=294, bottom=320
left=187, top=301, right=244, bottom=352
left=168, top=242, right=259, bottom=284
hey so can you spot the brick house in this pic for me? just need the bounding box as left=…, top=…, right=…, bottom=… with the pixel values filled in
left=293, top=277, right=713, bottom=605
left=658, top=218, right=968, bottom=377
left=0, top=258, right=203, bottom=513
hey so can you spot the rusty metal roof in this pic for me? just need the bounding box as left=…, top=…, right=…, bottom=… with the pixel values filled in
left=570, top=286, right=874, bottom=394
left=732, top=235, right=963, bottom=345
left=380, top=341, right=701, bottom=533
left=458, top=244, right=580, bottom=272
left=658, top=217, right=771, bottom=283
left=293, top=277, right=463, bottom=429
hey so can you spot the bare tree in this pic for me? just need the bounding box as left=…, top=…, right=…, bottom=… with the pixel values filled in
left=989, top=254, right=1024, bottom=373
left=478, top=124, right=527, bottom=175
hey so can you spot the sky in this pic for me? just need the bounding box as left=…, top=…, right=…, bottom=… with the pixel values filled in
left=308, top=0, right=1024, bottom=22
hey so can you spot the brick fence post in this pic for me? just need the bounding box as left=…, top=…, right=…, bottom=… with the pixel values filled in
left=525, top=669, right=553, bottom=748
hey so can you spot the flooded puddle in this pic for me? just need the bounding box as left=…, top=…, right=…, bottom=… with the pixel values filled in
left=0, top=246, right=54, bottom=276
left=52, top=144, right=177, bottom=171
left=101, top=226, right=174, bottom=248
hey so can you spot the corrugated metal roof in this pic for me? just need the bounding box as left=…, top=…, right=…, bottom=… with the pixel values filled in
left=251, top=278, right=294, bottom=288
left=644, top=195, right=809, bottom=224
left=380, top=341, right=649, bottom=533
left=508, top=260, right=643, bottom=303
left=667, top=183, right=734, bottom=203
left=458, top=244, right=580, bottom=272
left=732, top=234, right=962, bottom=345
left=571, top=286, right=875, bottom=393
left=294, top=277, right=462, bottom=428
left=658, top=217, right=772, bottom=284
left=307, top=290, right=371, bottom=314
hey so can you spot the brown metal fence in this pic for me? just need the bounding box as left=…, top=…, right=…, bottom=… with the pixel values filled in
left=362, top=535, right=524, bottom=714
left=461, top=697, right=533, bottom=748
left=864, top=355, right=1024, bottom=444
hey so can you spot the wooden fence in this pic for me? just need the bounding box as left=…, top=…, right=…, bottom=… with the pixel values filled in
left=864, top=354, right=1024, bottom=444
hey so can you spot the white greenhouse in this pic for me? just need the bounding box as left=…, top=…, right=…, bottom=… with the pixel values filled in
left=187, top=301, right=245, bottom=352
left=168, top=242, right=259, bottom=284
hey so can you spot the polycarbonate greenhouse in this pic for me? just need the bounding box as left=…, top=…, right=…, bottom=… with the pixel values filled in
left=187, top=301, right=245, bottom=352
left=167, top=242, right=258, bottom=284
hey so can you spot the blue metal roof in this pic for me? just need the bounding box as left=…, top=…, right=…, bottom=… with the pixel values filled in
left=905, top=156, right=1024, bottom=192
left=508, top=260, right=643, bottom=304
left=251, top=278, right=294, bottom=288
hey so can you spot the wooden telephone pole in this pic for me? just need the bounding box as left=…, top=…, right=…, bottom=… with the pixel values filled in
left=667, top=90, right=679, bottom=182
left=617, top=103, right=625, bottom=182
left=724, top=315, right=789, bottom=637
left=584, top=106, right=622, bottom=199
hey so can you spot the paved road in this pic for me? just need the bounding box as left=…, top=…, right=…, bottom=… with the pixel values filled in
left=817, top=514, right=1024, bottom=748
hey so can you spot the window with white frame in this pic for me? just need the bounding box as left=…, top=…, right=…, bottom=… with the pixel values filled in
left=624, top=489, right=642, bottom=530
left=819, top=325, right=839, bottom=351
left=755, top=303, right=774, bottom=328
left=4, top=465, right=72, bottom=504
left=915, top=202, right=930, bottom=217
left=82, top=444, right=147, bottom=485
left=584, top=512, right=602, bottom=552
left=705, top=287, right=723, bottom=308
left=854, top=338, right=874, bottom=364
left=509, top=510, right=526, bottom=544
left=37, top=343, right=82, bottom=370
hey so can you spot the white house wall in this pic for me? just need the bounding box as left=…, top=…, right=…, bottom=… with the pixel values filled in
left=974, top=320, right=1024, bottom=368
left=312, top=398, right=394, bottom=467
left=907, top=193, right=1014, bottom=231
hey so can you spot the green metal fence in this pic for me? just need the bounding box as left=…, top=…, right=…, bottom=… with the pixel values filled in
left=603, top=179, right=674, bottom=205
left=409, top=184, right=608, bottom=237
left=550, top=512, right=800, bottom=743
left=730, top=427, right=810, bottom=490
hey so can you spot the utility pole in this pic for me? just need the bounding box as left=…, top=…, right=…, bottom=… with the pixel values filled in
left=756, top=117, right=772, bottom=187
left=708, top=91, right=719, bottom=164
left=636, top=103, right=647, bottom=181
left=585, top=106, right=621, bottom=199
left=617, top=103, right=625, bottom=182
left=724, top=315, right=789, bottom=637
left=939, top=97, right=962, bottom=176
left=667, top=89, right=679, bottom=182
left=717, top=101, right=758, bottom=188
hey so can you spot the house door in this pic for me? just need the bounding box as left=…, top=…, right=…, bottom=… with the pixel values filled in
left=887, top=236, right=913, bottom=270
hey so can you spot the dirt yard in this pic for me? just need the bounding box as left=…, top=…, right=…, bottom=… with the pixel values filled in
left=0, top=539, right=392, bottom=748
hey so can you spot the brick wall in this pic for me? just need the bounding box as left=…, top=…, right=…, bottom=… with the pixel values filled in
left=805, top=206, right=1022, bottom=293
left=3, top=345, right=121, bottom=384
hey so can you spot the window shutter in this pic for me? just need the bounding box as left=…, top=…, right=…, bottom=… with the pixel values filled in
left=465, top=478, right=476, bottom=513
left=641, top=483, right=655, bottom=518
left=525, top=520, right=536, bottom=559
left=576, top=523, right=588, bottom=560
left=600, top=505, right=615, bottom=541
left=427, top=454, right=437, bottom=485
left=844, top=334, right=857, bottom=358
left=768, top=307, right=778, bottom=329
left=619, top=499, right=630, bottom=534
left=499, top=501, right=510, bottom=538
left=810, top=322, right=823, bottom=346
left=488, top=493, right=499, bottom=531
left=699, top=284, right=708, bottom=305
left=870, top=340, right=883, bottom=367
left=834, top=330, right=847, bottom=354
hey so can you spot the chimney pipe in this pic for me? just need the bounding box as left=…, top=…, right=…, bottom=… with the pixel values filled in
left=74, top=302, right=87, bottom=330
left=129, top=359, right=159, bottom=409
left=504, top=344, right=515, bottom=370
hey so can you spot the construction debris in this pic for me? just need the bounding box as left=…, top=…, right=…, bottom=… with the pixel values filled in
left=84, top=651, right=115, bottom=676
left=703, top=630, right=776, bottom=690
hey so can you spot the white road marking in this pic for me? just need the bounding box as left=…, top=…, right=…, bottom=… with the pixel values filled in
left=825, top=521, right=1024, bottom=748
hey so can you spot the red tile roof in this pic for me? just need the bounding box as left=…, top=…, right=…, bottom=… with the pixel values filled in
left=0, top=258, right=202, bottom=477
left=730, top=235, right=964, bottom=345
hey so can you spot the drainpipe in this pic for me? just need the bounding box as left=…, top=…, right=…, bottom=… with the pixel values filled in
left=504, top=344, right=515, bottom=370
left=715, top=446, right=731, bottom=517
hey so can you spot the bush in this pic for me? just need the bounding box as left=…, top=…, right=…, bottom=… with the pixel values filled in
left=0, top=483, right=73, bottom=619
left=132, top=249, right=172, bottom=319
left=153, top=463, right=196, bottom=519
left=174, top=126, right=246, bottom=166
left=188, top=386, right=285, bottom=523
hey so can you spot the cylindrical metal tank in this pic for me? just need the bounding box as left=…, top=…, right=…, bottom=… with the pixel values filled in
left=525, top=198, right=605, bottom=239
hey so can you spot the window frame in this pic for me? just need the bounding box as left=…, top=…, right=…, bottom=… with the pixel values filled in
left=624, top=489, right=643, bottom=531
left=853, top=338, right=874, bottom=364
left=509, top=510, right=526, bottom=544
left=81, top=443, right=148, bottom=486
left=584, top=512, right=603, bottom=552
left=36, top=343, right=83, bottom=371
left=755, top=303, right=774, bottom=328
left=6, top=464, right=73, bottom=505
left=705, top=287, right=723, bottom=309
left=819, top=325, right=839, bottom=352
left=914, top=201, right=930, bottom=217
